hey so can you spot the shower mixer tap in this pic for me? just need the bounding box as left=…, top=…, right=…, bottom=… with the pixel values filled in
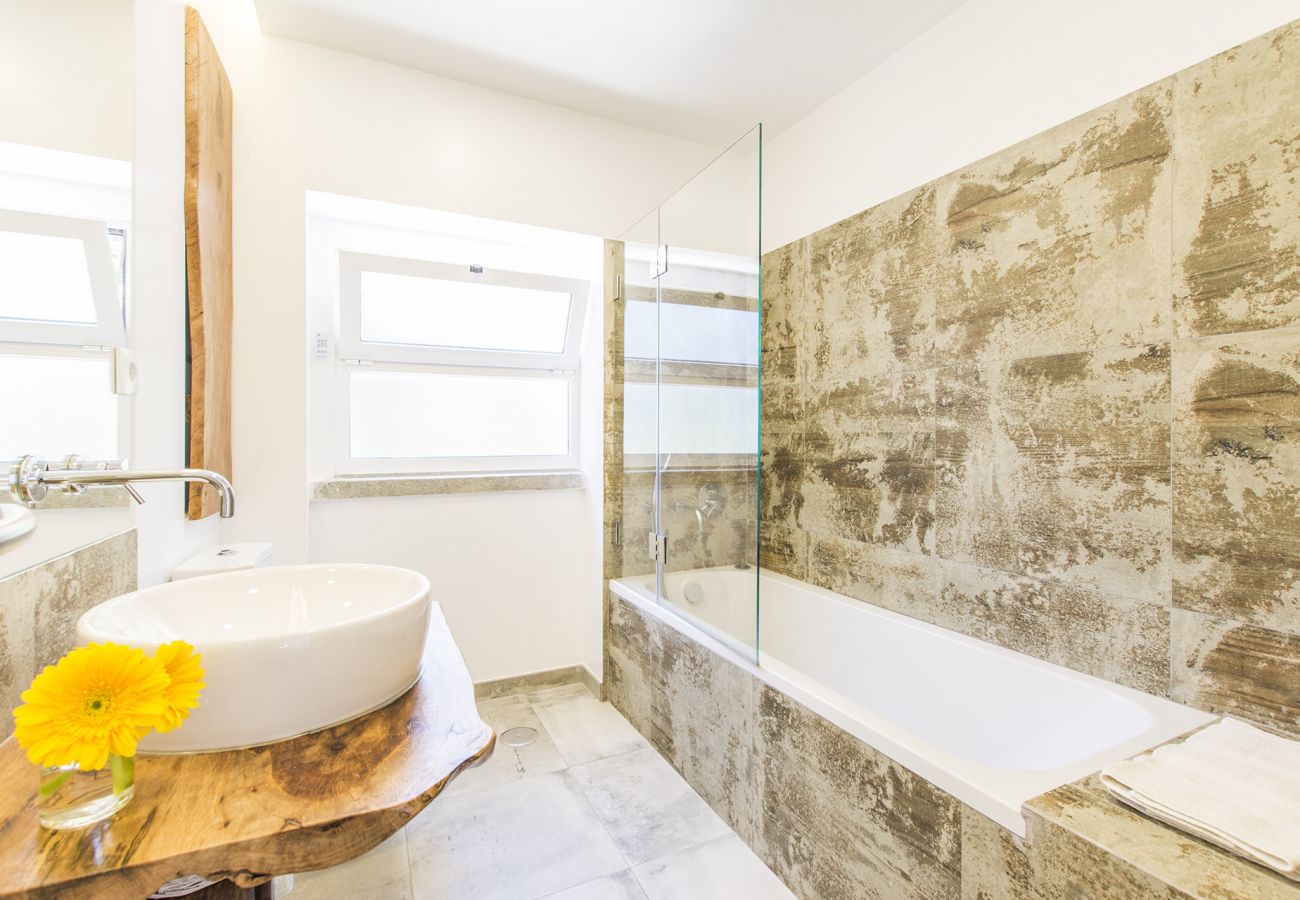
left=674, top=482, right=725, bottom=535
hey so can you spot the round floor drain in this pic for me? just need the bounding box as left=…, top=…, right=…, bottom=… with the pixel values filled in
left=500, top=726, right=539, bottom=748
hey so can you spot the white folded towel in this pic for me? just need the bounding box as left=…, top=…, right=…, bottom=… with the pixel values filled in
left=1100, top=717, right=1300, bottom=881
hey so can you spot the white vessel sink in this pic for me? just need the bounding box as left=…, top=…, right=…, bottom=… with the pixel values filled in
left=76, top=564, right=432, bottom=753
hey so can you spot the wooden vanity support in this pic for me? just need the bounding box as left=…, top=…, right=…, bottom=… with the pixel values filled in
left=0, top=605, right=493, bottom=900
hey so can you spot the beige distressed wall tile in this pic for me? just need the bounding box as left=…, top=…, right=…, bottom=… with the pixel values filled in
left=0, top=530, right=137, bottom=741
left=754, top=685, right=961, bottom=900
left=603, top=239, right=626, bottom=591
left=935, top=80, right=1173, bottom=364
left=1172, top=21, right=1300, bottom=338
left=799, top=370, right=936, bottom=553
left=1171, top=608, right=1300, bottom=735
left=759, top=237, right=810, bottom=384
left=936, top=344, right=1172, bottom=602
left=806, top=534, right=937, bottom=620
left=1173, top=325, right=1300, bottom=633
left=938, top=561, right=1170, bottom=694
left=757, top=523, right=807, bottom=580
left=802, top=185, right=946, bottom=382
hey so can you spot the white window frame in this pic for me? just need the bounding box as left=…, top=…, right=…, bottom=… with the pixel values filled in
left=338, top=252, right=587, bottom=370
left=335, top=252, right=588, bottom=475
left=0, top=209, right=126, bottom=348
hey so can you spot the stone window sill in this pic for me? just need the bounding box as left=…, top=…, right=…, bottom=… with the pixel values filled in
left=312, top=471, right=585, bottom=500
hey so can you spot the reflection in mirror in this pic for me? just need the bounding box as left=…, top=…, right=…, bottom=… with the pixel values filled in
left=0, top=0, right=134, bottom=569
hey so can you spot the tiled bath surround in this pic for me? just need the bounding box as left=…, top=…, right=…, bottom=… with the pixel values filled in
left=759, top=21, right=1300, bottom=735
left=0, top=530, right=137, bottom=741
left=607, top=591, right=1300, bottom=899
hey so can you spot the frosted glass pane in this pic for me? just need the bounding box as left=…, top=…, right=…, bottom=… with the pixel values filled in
left=360, top=272, right=571, bottom=353
left=0, top=355, right=116, bottom=459
left=350, top=371, right=568, bottom=459
left=0, top=230, right=96, bottom=324
left=625, top=382, right=756, bottom=455
left=624, top=300, right=757, bottom=365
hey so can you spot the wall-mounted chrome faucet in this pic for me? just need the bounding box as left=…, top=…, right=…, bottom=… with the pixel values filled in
left=7, top=455, right=236, bottom=518
left=674, top=482, right=725, bottom=535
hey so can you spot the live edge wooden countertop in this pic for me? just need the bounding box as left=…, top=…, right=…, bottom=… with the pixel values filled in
left=0, top=604, right=494, bottom=900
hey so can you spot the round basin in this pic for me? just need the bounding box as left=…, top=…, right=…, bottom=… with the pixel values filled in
left=76, top=564, right=432, bottom=753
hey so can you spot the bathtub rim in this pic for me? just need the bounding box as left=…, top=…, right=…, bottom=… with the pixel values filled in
left=609, top=567, right=1215, bottom=837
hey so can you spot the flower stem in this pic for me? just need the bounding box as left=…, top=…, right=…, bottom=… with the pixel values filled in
left=109, top=755, right=134, bottom=795
left=38, top=770, right=73, bottom=799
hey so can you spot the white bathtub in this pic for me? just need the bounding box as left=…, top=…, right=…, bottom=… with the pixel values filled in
left=609, top=565, right=1214, bottom=836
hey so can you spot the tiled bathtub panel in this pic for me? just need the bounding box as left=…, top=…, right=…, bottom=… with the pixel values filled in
left=1022, top=777, right=1300, bottom=899
left=935, top=344, right=1173, bottom=604
left=1170, top=608, right=1300, bottom=736
left=754, top=685, right=962, bottom=900
left=1172, top=325, right=1300, bottom=634
left=605, top=591, right=663, bottom=745
left=0, top=530, right=137, bottom=741
left=934, top=80, right=1174, bottom=366
left=937, top=561, right=1170, bottom=695
left=801, top=185, right=947, bottom=382
left=653, top=618, right=761, bottom=845
left=1172, top=21, right=1300, bottom=340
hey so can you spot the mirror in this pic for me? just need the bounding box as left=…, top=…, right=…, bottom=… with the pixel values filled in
left=0, top=0, right=134, bottom=572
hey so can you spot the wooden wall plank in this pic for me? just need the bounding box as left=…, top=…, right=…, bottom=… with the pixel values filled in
left=183, top=7, right=233, bottom=520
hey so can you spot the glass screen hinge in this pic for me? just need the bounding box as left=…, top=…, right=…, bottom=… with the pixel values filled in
left=648, top=531, right=667, bottom=564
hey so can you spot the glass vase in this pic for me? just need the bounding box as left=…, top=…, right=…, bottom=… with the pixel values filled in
left=36, top=754, right=135, bottom=829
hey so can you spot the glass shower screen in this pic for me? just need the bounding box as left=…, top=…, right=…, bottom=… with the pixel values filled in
left=620, top=124, right=761, bottom=662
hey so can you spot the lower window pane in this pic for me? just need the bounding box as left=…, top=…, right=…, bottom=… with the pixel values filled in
left=349, top=370, right=569, bottom=460
left=0, top=354, right=117, bottom=460
left=623, top=382, right=757, bottom=455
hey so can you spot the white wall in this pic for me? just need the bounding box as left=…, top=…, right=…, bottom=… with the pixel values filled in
left=303, top=197, right=606, bottom=681
left=125, top=0, right=716, bottom=678
left=0, top=0, right=133, bottom=162
left=764, top=0, right=1300, bottom=249
left=132, top=0, right=222, bottom=586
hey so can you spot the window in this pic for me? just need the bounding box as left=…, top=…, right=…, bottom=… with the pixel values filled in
left=0, top=209, right=125, bottom=347
left=622, top=289, right=759, bottom=463
left=0, top=208, right=127, bottom=461
left=336, top=252, right=587, bottom=473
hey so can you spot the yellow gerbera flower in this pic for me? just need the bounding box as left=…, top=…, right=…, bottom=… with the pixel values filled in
left=151, top=641, right=205, bottom=733
left=13, top=643, right=171, bottom=771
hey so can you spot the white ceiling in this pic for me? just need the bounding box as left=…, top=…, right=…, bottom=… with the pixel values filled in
left=252, top=0, right=969, bottom=145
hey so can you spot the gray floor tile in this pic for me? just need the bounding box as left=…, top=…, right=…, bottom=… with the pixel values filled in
left=408, top=770, right=626, bottom=900
left=290, top=829, right=412, bottom=900
left=444, top=697, right=566, bottom=797
left=540, top=870, right=648, bottom=900
left=632, top=835, right=794, bottom=900
left=572, top=748, right=730, bottom=866
left=532, top=692, right=649, bottom=767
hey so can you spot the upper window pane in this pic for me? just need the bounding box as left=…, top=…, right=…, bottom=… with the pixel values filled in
left=359, top=271, right=571, bottom=354
left=0, top=229, right=97, bottom=324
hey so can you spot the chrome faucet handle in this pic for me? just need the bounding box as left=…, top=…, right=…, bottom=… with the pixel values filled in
left=8, top=456, right=49, bottom=505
